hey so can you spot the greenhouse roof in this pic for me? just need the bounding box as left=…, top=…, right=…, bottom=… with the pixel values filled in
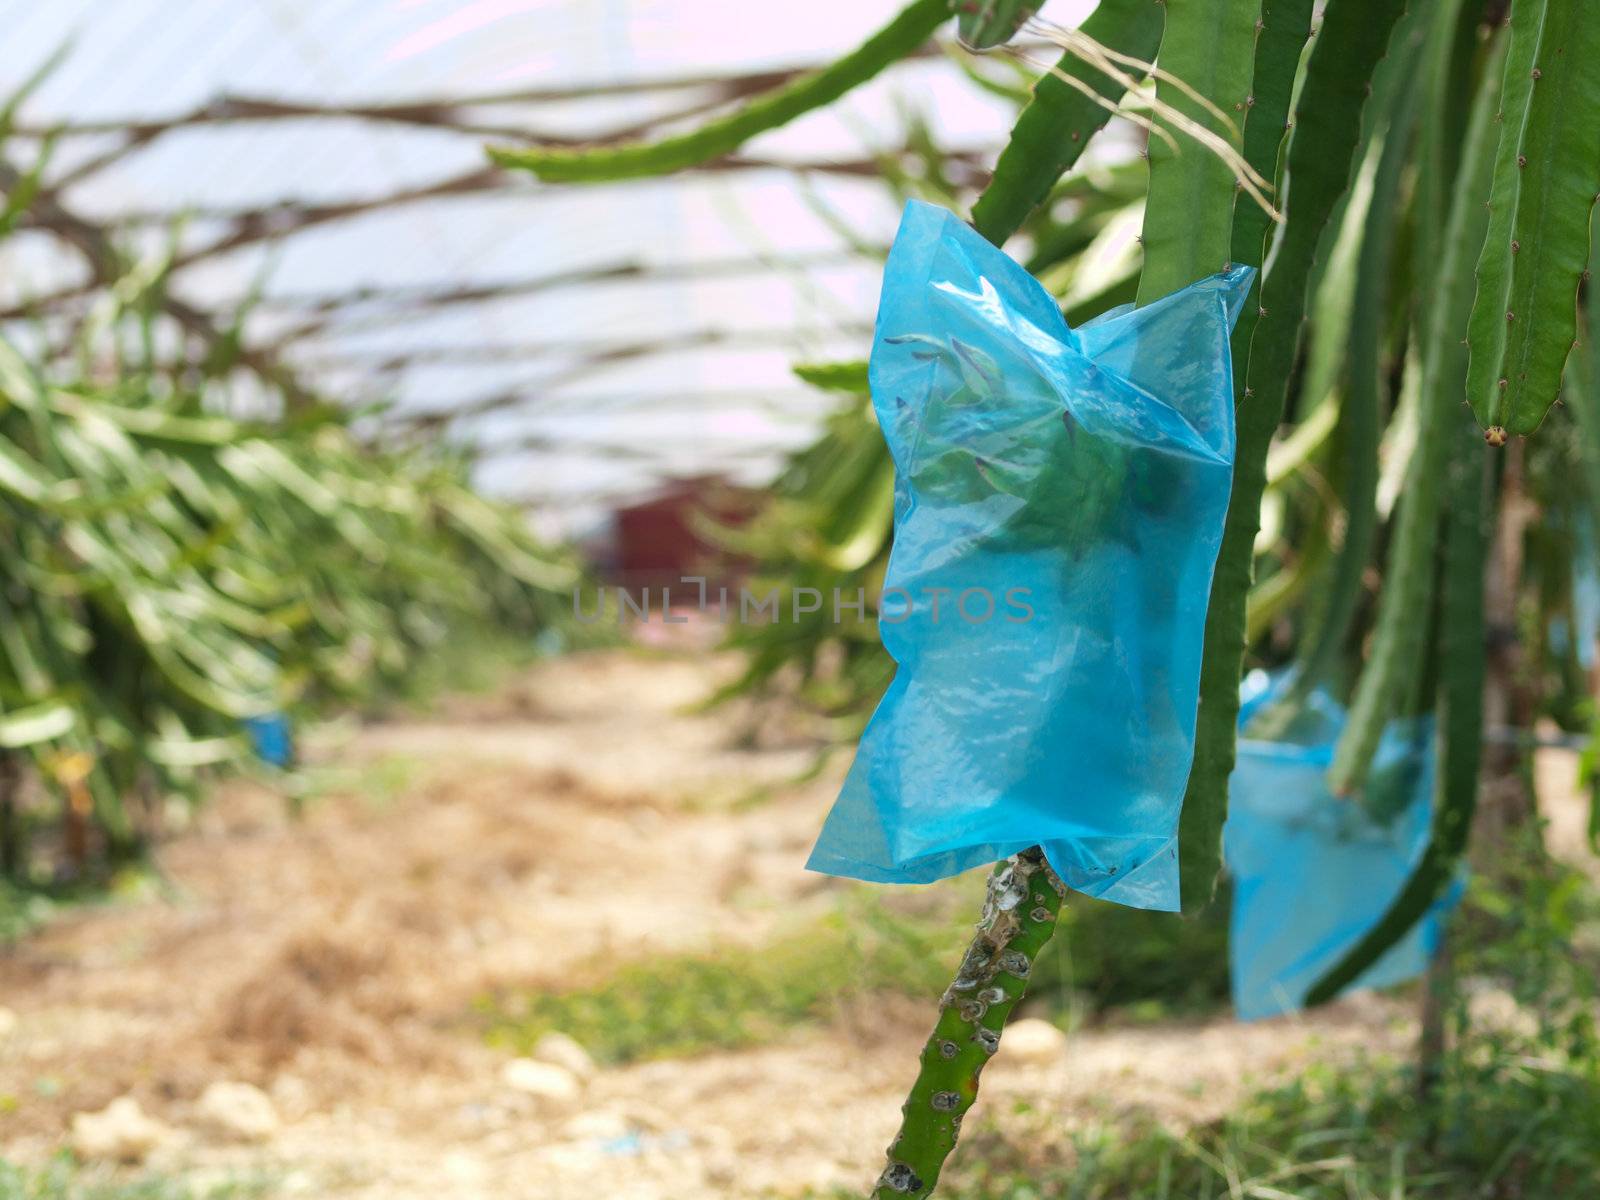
left=0, top=0, right=1079, bottom=529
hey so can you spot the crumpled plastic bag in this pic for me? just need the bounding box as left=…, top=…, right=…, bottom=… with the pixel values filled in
left=806, top=200, right=1253, bottom=911
left=243, top=713, right=294, bottom=768
left=1225, top=671, right=1461, bottom=1020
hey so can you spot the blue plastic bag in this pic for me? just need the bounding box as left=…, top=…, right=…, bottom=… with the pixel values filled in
left=807, top=200, right=1253, bottom=911
left=1225, top=672, right=1459, bottom=1020
left=1565, top=511, right=1600, bottom=670
left=243, top=713, right=294, bottom=768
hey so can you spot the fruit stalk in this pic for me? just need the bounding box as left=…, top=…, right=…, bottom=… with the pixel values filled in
left=869, top=848, right=1064, bottom=1199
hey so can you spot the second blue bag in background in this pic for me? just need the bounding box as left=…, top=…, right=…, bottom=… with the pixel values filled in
left=1225, top=672, right=1460, bottom=1021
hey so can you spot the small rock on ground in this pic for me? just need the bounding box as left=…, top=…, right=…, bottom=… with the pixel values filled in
left=501, top=1057, right=583, bottom=1105
left=1001, top=1018, right=1069, bottom=1065
left=70, top=1096, right=172, bottom=1163
left=532, top=1031, right=596, bottom=1081
left=196, top=1080, right=280, bottom=1142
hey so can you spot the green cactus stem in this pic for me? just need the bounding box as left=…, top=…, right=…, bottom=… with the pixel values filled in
left=868, top=848, right=1064, bottom=1199
left=1465, top=0, right=1600, bottom=438
left=969, top=0, right=1165, bottom=245
left=487, top=0, right=949, bottom=182
left=954, top=0, right=1042, bottom=50
left=1134, top=0, right=1259, bottom=305
left=1176, top=0, right=1409, bottom=913
left=1326, top=25, right=1504, bottom=798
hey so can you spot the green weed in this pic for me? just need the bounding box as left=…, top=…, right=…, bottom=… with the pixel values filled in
left=478, top=890, right=968, bottom=1063
left=802, top=831, right=1600, bottom=1200
left=1029, top=888, right=1231, bottom=1023
left=0, top=1157, right=272, bottom=1200
left=281, top=753, right=423, bottom=815
left=479, top=878, right=1233, bottom=1065
left=799, top=1037, right=1600, bottom=1199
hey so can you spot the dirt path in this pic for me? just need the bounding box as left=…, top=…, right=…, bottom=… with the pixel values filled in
left=0, top=650, right=1427, bottom=1198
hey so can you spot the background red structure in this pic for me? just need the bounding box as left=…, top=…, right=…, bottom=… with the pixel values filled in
left=600, top=475, right=758, bottom=594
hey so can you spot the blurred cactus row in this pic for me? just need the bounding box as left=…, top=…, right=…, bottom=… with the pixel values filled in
left=0, top=147, right=577, bottom=886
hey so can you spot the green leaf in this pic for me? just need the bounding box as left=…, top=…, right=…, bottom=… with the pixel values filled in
left=1177, top=0, right=1409, bottom=914
left=1465, top=0, right=1600, bottom=438
left=1327, top=21, right=1504, bottom=796
left=793, top=360, right=870, bottom=393
left=1307, top=421, right=1490, bottom=1005
left=1136, top=0, right=1260, bottom=304
left=970, top=0, right=1166, bottom=245
left=955, top=0, right=1041, bottom=50
left=0, top=699, right=76, bottom=748
left=488, top=0, right=950, bottom=182
left=1274, top=7, right=1444, bottom=730
left=50, top=391, right=243, bottom=445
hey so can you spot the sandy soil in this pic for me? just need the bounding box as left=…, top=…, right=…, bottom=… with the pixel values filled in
left=0, top=650, right=1477, bottom=1198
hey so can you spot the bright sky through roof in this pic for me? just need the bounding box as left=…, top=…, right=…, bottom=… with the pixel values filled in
left=0, top=0, right=1097, bottom=533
